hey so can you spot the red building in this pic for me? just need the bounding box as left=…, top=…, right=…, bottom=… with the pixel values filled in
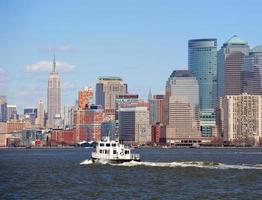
left=151, top=123, right=166, bottom=144
left=51, top=129, right=75, bottom=145
left=78, top=87, right=93, bottom=109
left=74, top=105, right=104, bottom=143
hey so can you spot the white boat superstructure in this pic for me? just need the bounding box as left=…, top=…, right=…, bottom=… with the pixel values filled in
left=91, top=137, right=140, bottom=163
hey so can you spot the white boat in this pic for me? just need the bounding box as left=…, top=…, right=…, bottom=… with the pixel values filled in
left=91, top=137, right=141, bottom=163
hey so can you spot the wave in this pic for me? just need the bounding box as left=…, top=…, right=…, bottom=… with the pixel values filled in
left=80, top=159, right=262, bottom=170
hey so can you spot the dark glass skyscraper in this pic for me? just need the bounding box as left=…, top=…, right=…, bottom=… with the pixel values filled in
left=188, top=39, right=217, bottom=111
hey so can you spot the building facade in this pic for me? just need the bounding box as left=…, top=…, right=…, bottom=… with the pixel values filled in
left=165, top=70, right=201, bottom=144
left=36, top=100, right=45, bottom=129
left=95, top=76, right=127, bottom=110
left=149, top=94, right=165, bottom=125
left=218, top=35, right=250, bottom=97
left=7, top=105, right=17, bottom=120
left=47, top=56, right=61, bottom=128
left=0, top=96, right=7, bottom=122
left=242, top=45, right=262, bottom=95
left=188, top=39, right=217, bottom=110
left=221, top=94, right=262, bottom=146
left=78, top=86, right=93, bottom=109
left=118, top=106, right=151, bottom=145
left=74, top=105, right=104, bottom=143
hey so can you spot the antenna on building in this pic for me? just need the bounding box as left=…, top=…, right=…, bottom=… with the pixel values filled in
left=53, top=51, right=56, bottom=73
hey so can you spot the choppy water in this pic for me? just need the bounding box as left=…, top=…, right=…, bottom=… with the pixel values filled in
left=1, top=148, right=262, bottom=199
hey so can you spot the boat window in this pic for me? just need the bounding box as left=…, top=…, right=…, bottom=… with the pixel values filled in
left=100, top=143, right=104, bottom=147
left=125, top=150, right=129, bottom=154
left=112, top=143, right=116, bottom=147
left=106, top=143, right=110, bottom=147
left=113, top=150, right=117, bottom=154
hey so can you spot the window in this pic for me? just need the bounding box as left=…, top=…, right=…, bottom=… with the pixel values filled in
left=100, top=143, right=104, bottom=147
left=125, top=150, right=129, bottom=154
left=112, top=143, right=116, bottom=147
left=106, top=143, right=110, bottom=147
left=100, top=150, right=102, bottom=153
left=113, top=150, right=117, bottom=154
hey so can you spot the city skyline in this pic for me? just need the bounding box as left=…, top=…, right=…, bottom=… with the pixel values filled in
left=1, top=1, right=262, bottom=112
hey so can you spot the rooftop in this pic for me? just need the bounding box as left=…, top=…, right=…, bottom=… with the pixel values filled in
left=224, top=35, right=247, bottom=45
left=98, top=76, right=123, bottom=81
left=250, top=45, right=262, bottom=53
left=170, top=70, right=194, bottom=78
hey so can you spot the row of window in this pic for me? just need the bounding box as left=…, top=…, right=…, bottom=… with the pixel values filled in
left=99, top=149, right=130, bottom=155
left=99, top=143, right=116, bottom=147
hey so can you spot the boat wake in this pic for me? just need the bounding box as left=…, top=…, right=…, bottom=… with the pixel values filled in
left=80, top=159, right=262, bottom=170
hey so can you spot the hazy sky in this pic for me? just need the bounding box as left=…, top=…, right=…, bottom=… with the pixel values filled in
left=1, top=0, right=262, bottom=112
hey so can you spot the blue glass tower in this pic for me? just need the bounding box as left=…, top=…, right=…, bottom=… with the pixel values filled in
left=188, top=39, right=217, bottom=111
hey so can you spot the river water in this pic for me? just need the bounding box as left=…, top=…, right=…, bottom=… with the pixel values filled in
left=0, top=148, right=262, bottom=199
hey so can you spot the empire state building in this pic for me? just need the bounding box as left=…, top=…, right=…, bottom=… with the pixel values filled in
left=47, top=55, right=61, bottom=128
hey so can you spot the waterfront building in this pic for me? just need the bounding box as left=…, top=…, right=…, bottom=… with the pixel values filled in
left=149, top=95, right=165, bottom=125
left=242, top=45, right=262, bottom=95
left=78, top=86, right=93, bottom=109
left=200, top=110, right=218, bottom=138
left=95, top=76, right=127, bottom=110
left=188, top=38, right=217, bottom=110
left=218, top=35, right=249, bottom=97
left=0, top=96, right=7, bottom=122
left=7, top=105, right=17, bottom=120
left=165, top=70, right=201, bottom=145
left=36, top=100, right=45, bottom=129
left=118, top=105, right=151, bottom=145
left=47, top=55, right=61, bottom=128
left=74, top=105, right=104, bottom=143
left=221, top=93, right=262, bottom=146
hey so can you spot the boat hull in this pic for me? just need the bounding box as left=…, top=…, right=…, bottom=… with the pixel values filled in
left=91, top=157, right=140, bottom=164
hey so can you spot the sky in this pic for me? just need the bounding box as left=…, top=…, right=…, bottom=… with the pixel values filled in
left=1, top=0, right=262, bottom=113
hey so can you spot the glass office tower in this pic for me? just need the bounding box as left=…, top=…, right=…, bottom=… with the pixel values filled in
left=188, top=39, right=217, bottom=111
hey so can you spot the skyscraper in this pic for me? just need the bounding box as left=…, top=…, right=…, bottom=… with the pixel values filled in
left=218, top=35, right=249, bottom=97
left=0, top=96, right=7, bottom=122
left=95, top=76, right=127, bottom=111
left=47, top=55, right=61, bottom=128
left=242, top=45, right=262, bottom=95
left=188, top=39, right=217, bottom=110
left=36, top=100, right=45, bottom=129
left=165, top=70, right=201, bottom=145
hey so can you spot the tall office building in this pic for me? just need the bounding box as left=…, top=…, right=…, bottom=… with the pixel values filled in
left=0, top=96, right=7, bottom=122
left=149, top=95, right=165, bottom=125
left=7, top=105, right=17, bottom=120
left=47, top=55, right=61, bottom=128
left=218, top=35, right=249, bottom=97
left=95, top=76, right=127, bottom=110
left=165, top=70, right=201, bottom=144
left=221, top=94, right=262, bottom=146
left=118, top=105, right=151, bottom=145
left=242, top=45, right=262, bottom=94
left=188, top=39, right=217, bottom=110
left=36, top=100, right=45, bottom=129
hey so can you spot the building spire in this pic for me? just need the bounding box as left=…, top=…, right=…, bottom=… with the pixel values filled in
left=53, top=51, right=56, bottom=73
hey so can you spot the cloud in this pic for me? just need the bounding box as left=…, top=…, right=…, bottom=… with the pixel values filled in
left=26, top=60, right=75, bottom=73
left=42, top=44, right=73, bottom=52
